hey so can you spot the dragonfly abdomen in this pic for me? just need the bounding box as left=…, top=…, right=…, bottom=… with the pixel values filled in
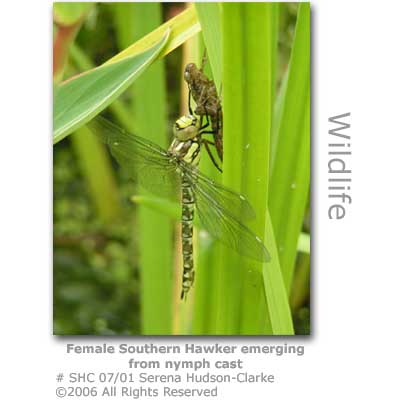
left=180, top=174, right=195, bottom=300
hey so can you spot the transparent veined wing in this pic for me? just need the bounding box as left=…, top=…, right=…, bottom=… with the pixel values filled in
left=185, top=171, right=271, bottom=263
left=180, top=161, right=256, bottom=221
left=88, top=116, right=179, bottom=198
left=87, top=115, right=269, bottom=262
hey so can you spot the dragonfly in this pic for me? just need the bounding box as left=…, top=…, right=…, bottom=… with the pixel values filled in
left=184, top=58, right=223, bottom=169
left=88, top=114, right=270, bottom=300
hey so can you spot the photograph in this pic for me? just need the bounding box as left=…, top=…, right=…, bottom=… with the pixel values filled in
left=53, top=2, right=310, bottom=335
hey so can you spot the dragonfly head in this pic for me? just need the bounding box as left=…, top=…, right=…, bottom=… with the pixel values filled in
left=173, top=114, right=200, bottom=142
left=184, top=63, right=199, bottom=83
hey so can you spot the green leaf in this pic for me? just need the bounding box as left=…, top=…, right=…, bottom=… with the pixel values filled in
left=108, top=6, right=200, bottom=63
left=195, top=3, right=222, bottom=90
left=235, top=4, right=274, bottom=335
left=54, top=6, right=202, bottom=145
left=130, top=196, right=179, bottom=219
left=210, top=3, right=284, bottom=335
left=210, top=3, right=245, bottom=334
left=209, top=3, right=294, bottom=335
left=69, top=43, right=135, bottom=131
left=53, top=30, right=169, bottom=144
left=70, top=126, right=121, bottom=223
left=269, top=3, right=310, bottom=292
left=111, top=3, right=173, bottom=335
left=262, top=215, right=294, bottom=335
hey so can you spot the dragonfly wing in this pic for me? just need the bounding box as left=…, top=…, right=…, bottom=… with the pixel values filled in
left=180, top=161, right=256, bottom=221
left=187, top=171, right=270, bottom=263
left=88, top=116, right=179, bottom=198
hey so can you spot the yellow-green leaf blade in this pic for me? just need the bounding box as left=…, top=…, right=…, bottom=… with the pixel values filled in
left=53, top=30, right=169, bottom=144
left=107, top=6, right=200, bottom=64
left=194, top=3, right=222, bottom=89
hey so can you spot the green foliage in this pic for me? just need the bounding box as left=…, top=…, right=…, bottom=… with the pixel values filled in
left=111, top=2, right=173, bottom=335
left=70, top=126, right=121, bottom=224
left=53, top=3, right=310, bottom=335
left=54, top=6, right=201, bottom=144
left=195, top=3, right=222, bottom=89
left=269, top=3, right=310, bottom=292
left=53, top=147, right=139, bottom=335
left=214, top=3, right=294, bottom=335
left=53, top=32, right=169, bottom=143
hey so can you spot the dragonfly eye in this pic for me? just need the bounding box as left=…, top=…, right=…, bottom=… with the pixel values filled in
left=184, top=63, right=199, bottom=81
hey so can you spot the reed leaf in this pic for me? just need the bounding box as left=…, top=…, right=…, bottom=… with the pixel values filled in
left=269, top=3, right=310, bottom=292
left=111, top=3, right=173, bottom=335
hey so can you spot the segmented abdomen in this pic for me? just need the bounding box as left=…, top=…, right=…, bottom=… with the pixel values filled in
left=180, top=174, right=195, bottom=299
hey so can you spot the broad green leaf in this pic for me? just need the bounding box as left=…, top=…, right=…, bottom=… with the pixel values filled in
left=54, top=6, right=202, bottom=145
left=235, top=4, right=274, bottom=334
left=214, top=3, right=281, bottom=334
left=108, top=6, right=200, bottom=63
left=195, top=3, right=222, bottom=89
left=53, top=30, right=169, bottom=144
left=269, top=3, right=310, bottom=292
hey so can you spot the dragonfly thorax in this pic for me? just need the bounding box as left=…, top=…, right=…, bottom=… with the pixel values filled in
left=173, top=114, right=199, bottom=142
left=169, top=115, right=200, bottom=166
left=168, top=136, right=201, bottom=167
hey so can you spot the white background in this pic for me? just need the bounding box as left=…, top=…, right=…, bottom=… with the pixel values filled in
left=1, top=0, right=408, bottom=408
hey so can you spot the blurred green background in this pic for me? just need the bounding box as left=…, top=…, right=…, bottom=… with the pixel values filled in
left=53, top=3, right=309, bottom=335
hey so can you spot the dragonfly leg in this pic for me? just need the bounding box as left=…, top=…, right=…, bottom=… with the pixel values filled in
left=188, top=88, right=193, bottom=115
left=202, top=129, right=223, bottom=163
left=202, top=139, right=222, bottom=173
left=199, top=105, right=210, bottom=134
left=214, top=107, right=223, bottom=161
left=199, top=111, right=211, bottom=131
